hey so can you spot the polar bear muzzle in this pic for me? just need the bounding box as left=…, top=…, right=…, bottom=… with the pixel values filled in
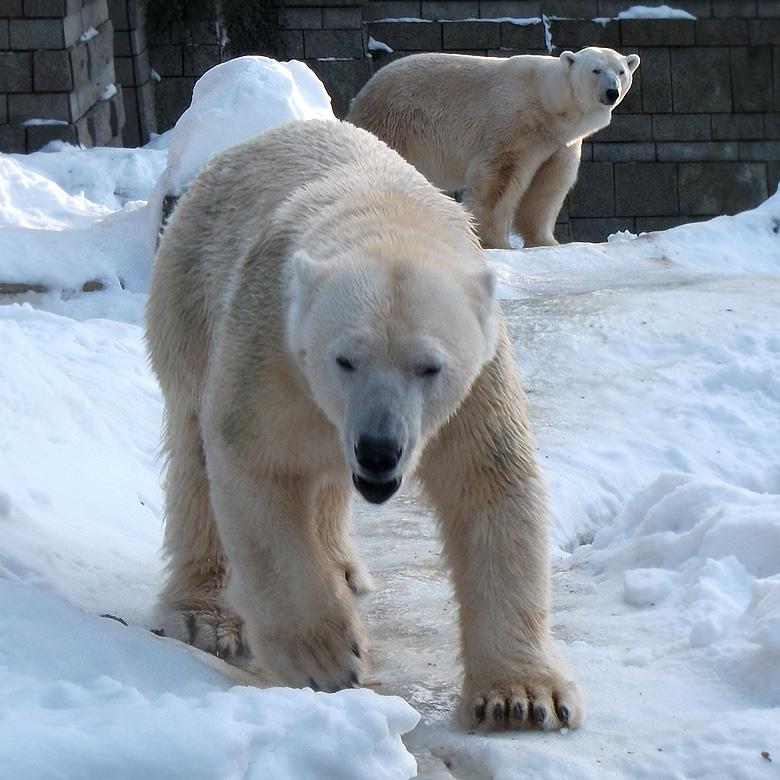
left=351, top=434, right=404, bottom=503
left=352, top=473, right=402, bottom=504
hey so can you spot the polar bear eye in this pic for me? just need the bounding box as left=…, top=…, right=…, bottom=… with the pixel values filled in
left=592, top=68, right=602, bottom=75
left=336, top=356, right=355, bottom=371
left=418, top=364, right=442, bottom=378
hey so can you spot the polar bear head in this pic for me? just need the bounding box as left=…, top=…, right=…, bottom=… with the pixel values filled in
left=287, top=250, right=498, bottom=504
left=561, top=46, right=640, bottom=112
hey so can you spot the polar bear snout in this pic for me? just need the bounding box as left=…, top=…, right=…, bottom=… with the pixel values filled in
left=603, top=87, right=620, bottom=105
left=355, top=435, right=402, bottom=477
left=352, top=435, right=404, bottom=504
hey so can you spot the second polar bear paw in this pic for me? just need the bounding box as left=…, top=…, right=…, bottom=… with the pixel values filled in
left=464, top=669, right=584, bottom=733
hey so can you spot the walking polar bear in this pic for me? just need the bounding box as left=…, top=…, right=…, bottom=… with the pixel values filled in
left=146, top=119, right=583, bottom=731
left=348, top=47, right=640, bottom=249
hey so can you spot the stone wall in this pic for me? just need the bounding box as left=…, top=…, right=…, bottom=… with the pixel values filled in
left=108, top=0, right=154, bottom=147
left=3, top=0, right=779, bottom=243
left=0, top=0, right=125, bottom=152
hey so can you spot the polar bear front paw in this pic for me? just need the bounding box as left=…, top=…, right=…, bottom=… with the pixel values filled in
left=258, top=620, right=366, bottom=693
left=156, top=605, right=249, bottom=664
left=464, top=671, right=584, bottom=732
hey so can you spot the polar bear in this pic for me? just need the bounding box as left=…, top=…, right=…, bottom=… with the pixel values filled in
left=347, top=47, right=640, bottom=249
left=146, top=118, right=583, bottom=731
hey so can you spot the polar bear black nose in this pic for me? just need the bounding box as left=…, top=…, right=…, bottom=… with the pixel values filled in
left=355, top=436, right=402, bottom=477
left=605, top=88, right=619, bottom=104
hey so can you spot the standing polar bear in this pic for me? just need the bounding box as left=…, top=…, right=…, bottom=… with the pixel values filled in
left=348, top=47, right=640, bottom=249
left=146, top=119, right=583, bottom=731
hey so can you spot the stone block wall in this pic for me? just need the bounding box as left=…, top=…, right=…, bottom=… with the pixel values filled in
left=108, top=0, right=154, bottom=147
left=0, top=0, right=125, bottom=152
left=351, top=2, right=780, bottom=241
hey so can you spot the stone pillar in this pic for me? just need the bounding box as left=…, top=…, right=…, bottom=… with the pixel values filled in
left=0, top=0, right=125, bottom=153
left=108, top=0, right=156, bottom=147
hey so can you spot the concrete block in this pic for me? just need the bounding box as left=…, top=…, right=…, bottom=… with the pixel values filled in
left=593, top=114, right=651, bottom=143
left=592, top=142, right=655, bottom=162
left=768, top=163, right=780, bottom=195
left=748, top=19, right=780, bottom=46
left=765, top=113, right=780, bottom=139
left=443, top=20, right=500, bottom=50
left=547, top=19, right=620, bottom=50
left=0, top=20, right=9, bottom=50
left=9, top=91, right=72, bottom=123
left=82, top=0, right=109, bottom=31
left=304, top=28, right=364, bottom=59
left=652, top=114, right=711, bottom=142
left=671, top=48, right=731, bottom=112
left=25, top=121, right=79, bottom=151
left=712, top=113, right=764, bottom=141
left=499, top=20, right=542, bottom=51
left=656, top=141, right=738, bottom=162
left=638, top=46, right=671, bottom=114
left=679, top=161, right=768, bottom=215
left=10, top=18, right=67, bottom=49
left=183, top=44, right=221, bottom=78
left=619, top=19, right=695, bottom=48
left=308, top=56, right=371, bottom=118
left=34, top=49, right=74, bottom=92
left=694, top=19, right=748, bottom=46
left=0, top=52, right=33, bottom=92
left=0, top=95, right=7, bottom=123
left=636, top=215, right=696, bottom=234
left=712, top=0, right=760, bottom=18
left=362, top=2, right=423, bottom=22
left=279, top=30, right=305, bottom=59
left=730, top=46, right=773, bottom=112
left=150, top=45, right=183, bottom=77
left=323, top=8, right=363, bottom=29
left=366, top=21, right=442, bottom=52
left=23, top=0, right=70, bottom=16
left=1, top=0, right=24, bottom=15
left=568, top=162, right=614, bottom=218
left=70, top=39, right=89, bottom=87
left=738, top=140, right=780, bottom=162
left=615, top=162, right=678, bottom=217
left=479, top=1, right=544, bottom=18
left=569, top=217, right=630, bottom=244
left=0, top=124, right=26, bottom=154
left=154, top=76, right=194, bottom=133
left=756, top=1, right=780, bottom=17
left=279, top=7, right=322, bottom=30
left=86, top=93, right=112, bottom=145
left=422, top=1, right=479, bottom=20
left=107, top=0, right=128, bottom=29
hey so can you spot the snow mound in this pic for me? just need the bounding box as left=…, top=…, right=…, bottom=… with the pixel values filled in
left=165, top=56, right=335, bottom=195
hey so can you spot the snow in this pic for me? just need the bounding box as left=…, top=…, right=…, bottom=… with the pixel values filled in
left=1, top=55, right=779, bottom=778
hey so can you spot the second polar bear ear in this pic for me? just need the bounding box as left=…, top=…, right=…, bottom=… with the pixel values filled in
left=560, top=51, right=578, bottom=67
left=625, top=54, right=640, bottom=73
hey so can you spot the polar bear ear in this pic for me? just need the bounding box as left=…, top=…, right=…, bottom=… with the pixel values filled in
left=560, top=51, right=577, bottom=67
left=469, top=267, right=499, bottom=355
left=626, top=53, right=640, bottom=73
left=290, top=249, right=325, bottom=291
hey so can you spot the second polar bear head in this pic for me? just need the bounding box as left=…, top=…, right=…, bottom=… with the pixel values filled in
left=287, top=250, right=498, bottom=504
left=561, top=46, right=640, bottom=113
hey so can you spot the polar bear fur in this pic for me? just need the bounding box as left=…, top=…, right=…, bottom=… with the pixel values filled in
left=145, top=118, right=583, bottom=731
left=348, top=47, right=640, bottom=249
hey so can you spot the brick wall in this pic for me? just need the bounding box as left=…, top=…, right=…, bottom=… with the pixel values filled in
left=0, top=0, right=125, bottom=153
